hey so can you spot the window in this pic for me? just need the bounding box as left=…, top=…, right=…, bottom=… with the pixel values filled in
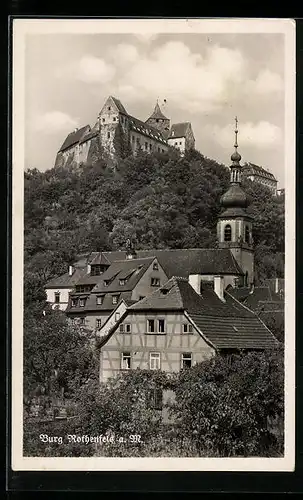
left=71, top=298, right=78, bottom=307
left=54, top=292, right=60, bottom=304
left=224, top=224, right=232, bottom=242
left=145, top=142, right=148, bottom=150
left=119, top=324, right=124, bottom=333
left=113, top=117, right=116, bottom=121
left=181, top=352, right=192, bottom=369
left=179, top=142, right=182, bottom=145
left=153, top=262, right=159, bottom=271
left=175, top=142, right=178, bottom=146
left=156, top=118, right=159, bottom=123
left=151, top=278, right=160, bottom=287
left=119, top=279, right=126, bottom=286
left=125, top=323, right=132, bottom=333
left=80, top=317, right=85, bottom=326
left=79, top=298, right=86, bottom=307
left=158, top=319, right=165, bottom=333
left=183, top=323, right=193, bottom=334
left=91, top=265, right=104, bottom=276
left=104, top=280, right=109, bottom=287
left=132, top=135, right=135, bottom=142
left=162, top=149, right=165, bottom=153
left=107, top=132, right=110, bottom=139
left=102, top=118, right=105, bottom=123
left=115, top=312, right=120, bottom=321
left=121, top=352, right=131, bottom=370
left=147, top=319, right=155, bottom=333
left=244, top=225, right=250, bottom=243
left=108, top=106, right=111, bottom=110
left=149, top=144, right=152, bottom=151
left=150, top=352, right=161, bottom=370
left=96, top=319, right=102, bottom=329
left=96, top=295, right=104, bottom=305
left=112, top=295, right=119, bottom=305
left=149, top=388, right=163, bottom=410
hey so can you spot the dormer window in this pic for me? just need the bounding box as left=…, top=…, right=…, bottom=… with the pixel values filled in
left=119, top=279, right=126, bottom=286
left=96, top=295, right=104, bottom=305
left=79, top=298, right=86, bottom=307
left=112, top=295, right=120, bottom=305
left=71, top=298, right=78, bottom=307
left=104, top=280, right=109, bottom=287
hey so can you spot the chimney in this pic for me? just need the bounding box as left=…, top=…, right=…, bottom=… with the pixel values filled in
left=188, top=274, right=202, bottom=295
left=68, top=265, right=74, bottom=276
left=87, top=264, right=91, bottom=274
left=214, top=276, right=225, bottom=302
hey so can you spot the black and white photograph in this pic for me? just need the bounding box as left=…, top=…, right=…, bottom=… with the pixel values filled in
left=11, top=18, right=295, bottom=471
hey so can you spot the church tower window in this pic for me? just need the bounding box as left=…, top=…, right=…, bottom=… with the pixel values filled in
left=224, top=224, right=232, bottom=242
left=244, top=225, right=250, bottom=243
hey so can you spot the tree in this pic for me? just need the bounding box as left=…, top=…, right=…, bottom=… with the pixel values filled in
left=172, top=349, right=284, bottom=457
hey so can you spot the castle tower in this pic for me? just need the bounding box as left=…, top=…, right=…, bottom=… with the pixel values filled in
left=217, top=117, right=254, bottom=287
left=145, top=100, right=170, bottom=137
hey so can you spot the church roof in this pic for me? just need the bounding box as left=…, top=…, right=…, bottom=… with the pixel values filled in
left=59, top=125, right=90, bottom=152
left=147, top=102, right=169, bottom=121
left=168, top=122, right=191, bottom=139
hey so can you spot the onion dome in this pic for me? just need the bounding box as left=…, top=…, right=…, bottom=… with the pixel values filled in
left=220, top=184, right=248, bottom=208
left=231, top=150, right=241, bottom=163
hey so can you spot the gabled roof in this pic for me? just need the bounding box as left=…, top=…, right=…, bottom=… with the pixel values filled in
left=228, top=285, right=284, bottom=313
left=89, top=252, right=111, bottom=266
left=168, top=122, right=191, bottom=139
left=125, top=277, right=279, bottom=350
left=79, top=128, right=99, bottom=144
left=59, top=125, right=91, bottom=152
left=110, top=96, right=128, bottom=115
left=147, top=102, right=169, bottom=121
left=91, top=257, right=156, bottom=294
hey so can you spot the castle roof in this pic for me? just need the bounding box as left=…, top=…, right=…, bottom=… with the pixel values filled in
left=59, top=125, right=91, bottom=152
left=147, top=102, right=169, bottom=121
left=168, top=122, right=191, bottom=139
left=128, top=115, right=168, bottom=143
left=110, top=96, right=128, bottom=115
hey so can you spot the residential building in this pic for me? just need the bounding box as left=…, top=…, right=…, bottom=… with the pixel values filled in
left=98, top=276, right=279, bottom=382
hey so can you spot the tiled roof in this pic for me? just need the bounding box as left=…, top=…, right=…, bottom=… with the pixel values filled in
left=89, top=252, right=111, bottom=266
left=147, top=102, right=169, bottom=121
left=91, top=257, right=156, bottom=294
left=59, top=125, right=90, bottom=152
left=79, top=129, right=99, bottom=144
left=45, top=268, right=86, bottom=288
left=168, top=122, right=190, bottom=139
left=128, top=115, right=167, bottom=143
left=111, top=96, right=128, bottom=114
left=228, top=286, right=284, bottom=313
left=242, top=162, right=277, bottom=181
left=67, top=291, right=133, bottom=313
left=130, top=277, right=279, bottom=350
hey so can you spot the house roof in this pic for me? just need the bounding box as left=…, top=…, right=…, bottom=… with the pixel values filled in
left=59, top=125, right=90, bottom=152
left=91, top=257, right=156, bottom=294
left=147, top=102, right=169, bottom=121
left=168, top=122, right=191, bottom=139
left=89, top=252, right=111, bottom=266
left=45, top=268, right=86, bottom=288
left=126, top=277, right=279, bottom=350
left=242, top=162, right=277, bottom=181
left=79, top=128, right=99, bottom=144
left=228, top=286, right=284, bottom=313
left=67, top=290, right=134, bottom=313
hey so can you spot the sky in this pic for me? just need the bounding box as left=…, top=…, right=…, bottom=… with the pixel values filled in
left=25, top=32, right=285, bottom=187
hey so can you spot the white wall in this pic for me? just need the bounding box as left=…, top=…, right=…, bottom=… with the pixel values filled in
left=46, top=288, right=72, bottom=311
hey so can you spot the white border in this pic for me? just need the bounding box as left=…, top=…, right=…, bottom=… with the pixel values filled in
left=11, top=18, right=296, bottom=472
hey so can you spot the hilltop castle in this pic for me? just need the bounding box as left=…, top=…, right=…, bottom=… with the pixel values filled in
left=54, top=96, right=195, bottom=168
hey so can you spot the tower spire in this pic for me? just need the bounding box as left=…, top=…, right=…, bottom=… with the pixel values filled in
left=230, top=116, right=242, bottom=183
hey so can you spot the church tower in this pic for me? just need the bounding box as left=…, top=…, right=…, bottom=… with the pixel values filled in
left=145, top=101, right=170, bottom=138
left=217, top=118, right=254, bottom=287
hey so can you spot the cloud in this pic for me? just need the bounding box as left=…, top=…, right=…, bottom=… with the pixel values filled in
left=133, top=33, right=159, bottom=44
left=33, top=111, right=79, bottom=133
left=56, top=55, right=116, bottom=84
left=206, top=121, right=282, bottom=149
left=108, top=44, right=139, bottom=66
left=114, top=41, right=248, bottom=113
left=248, top=68, right=283, bottom=94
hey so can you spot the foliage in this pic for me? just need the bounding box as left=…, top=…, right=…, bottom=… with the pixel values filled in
left=172, top=349, right=284, bottom=457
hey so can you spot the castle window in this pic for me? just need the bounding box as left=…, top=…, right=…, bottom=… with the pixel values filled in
left=102, top=118, right=105, bottom=123
left=108, top=106, right=111, bottom=110
left=113, top=117, right=116, bottom=121
left=175, top=142, right=178, bottom=146
left=244, top=225, right=250, bottom=243
left=224, top=224, right=232, bottom=242
left=156, top=119, right=159, bottom=123
left=179, top=142, right=182, bottom=145
left=107, top=132, right=110, bottom=139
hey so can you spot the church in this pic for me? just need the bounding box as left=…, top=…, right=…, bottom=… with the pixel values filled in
left=54, top=96, right=195, bottom=168
left=46, top=120, right=281, bottom=369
